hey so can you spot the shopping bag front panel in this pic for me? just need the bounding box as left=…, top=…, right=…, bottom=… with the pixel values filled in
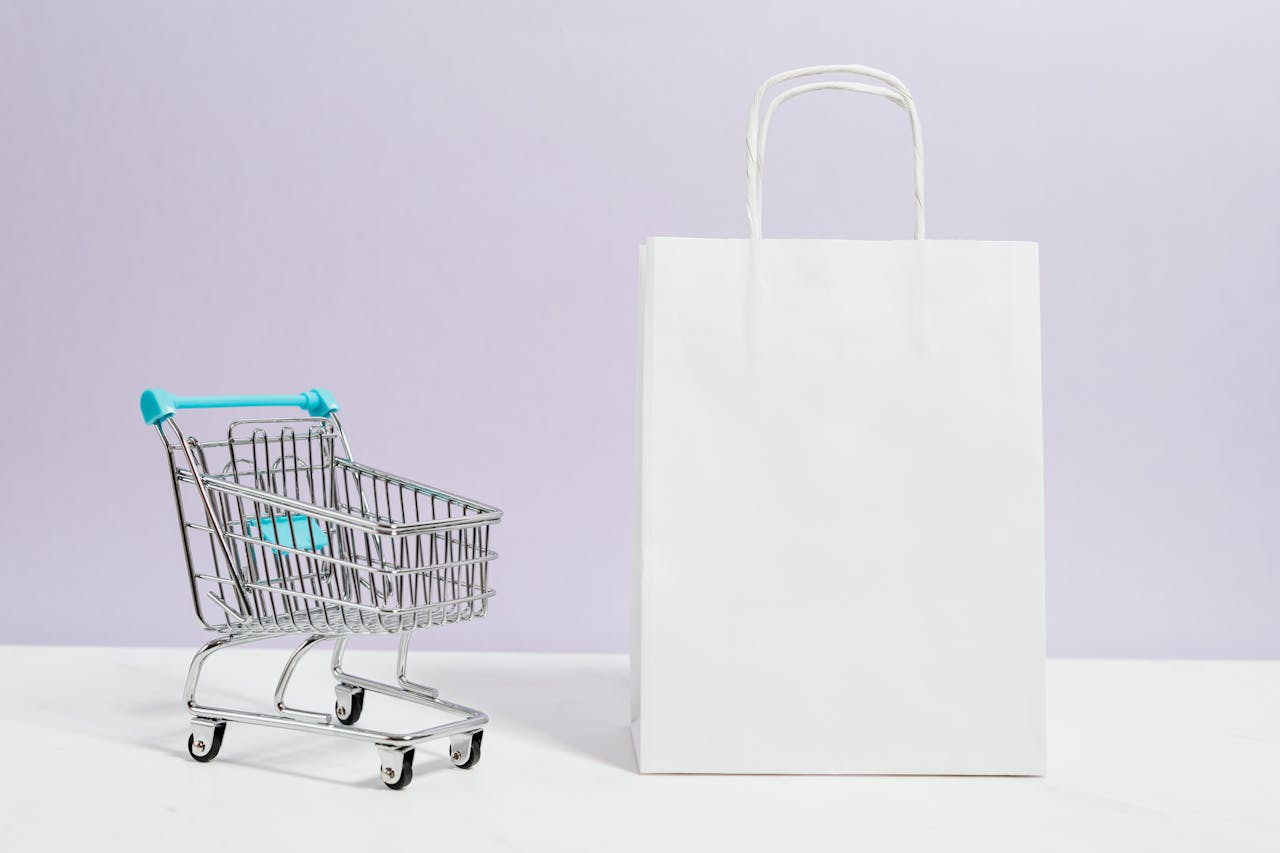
left=634, top=237, right=1045, bottom=774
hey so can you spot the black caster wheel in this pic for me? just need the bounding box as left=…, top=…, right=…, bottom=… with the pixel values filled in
left=187, top=722, right=226, bottom=763
left=335, top=685, right=365, bottom=726
left=451, top=730, right=483, bottom=770
left=381, top=748, right=415, bottom=790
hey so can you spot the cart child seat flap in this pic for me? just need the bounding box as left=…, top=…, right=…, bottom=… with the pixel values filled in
left=246, top=514, right=330, bottom=554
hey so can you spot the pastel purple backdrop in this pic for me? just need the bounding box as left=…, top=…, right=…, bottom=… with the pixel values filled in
left=2, top=1, right=1276, bottom=656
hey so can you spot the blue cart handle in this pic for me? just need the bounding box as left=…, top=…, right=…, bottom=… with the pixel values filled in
left=140, top=388, right=339, bottom=425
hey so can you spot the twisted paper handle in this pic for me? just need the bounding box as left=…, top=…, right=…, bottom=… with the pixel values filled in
left=746, top=65, right=925, bottom=240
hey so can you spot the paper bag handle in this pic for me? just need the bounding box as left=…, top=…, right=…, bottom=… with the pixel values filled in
left=746, top=66, right=926, bottom=240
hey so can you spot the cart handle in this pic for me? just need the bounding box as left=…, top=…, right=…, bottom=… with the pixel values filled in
left=140, top=388, right=339, bottom=425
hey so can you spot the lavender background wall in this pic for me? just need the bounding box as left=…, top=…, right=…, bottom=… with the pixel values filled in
left=1, top=1, right=1276, bottom=656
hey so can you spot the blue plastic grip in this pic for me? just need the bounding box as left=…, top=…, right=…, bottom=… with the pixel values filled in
left=140, top=388, right=339, bottom=425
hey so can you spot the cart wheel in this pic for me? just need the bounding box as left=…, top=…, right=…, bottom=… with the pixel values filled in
left=451, top=730, right=483, bottom=769
left=187, top=722, right=226, bottom=763
left=381, top=748, right=415, bottom=790
left=335, top=685, right=364, bottom=726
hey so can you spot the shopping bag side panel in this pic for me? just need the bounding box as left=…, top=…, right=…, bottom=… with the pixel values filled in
left=631, top=240, right=655, bottom=767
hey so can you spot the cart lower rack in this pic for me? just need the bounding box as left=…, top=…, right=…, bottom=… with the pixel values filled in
left=141, top=388, right=502, bottom=789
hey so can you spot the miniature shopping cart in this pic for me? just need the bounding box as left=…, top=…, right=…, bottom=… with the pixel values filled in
left=141, top=388, right=500, bottom=789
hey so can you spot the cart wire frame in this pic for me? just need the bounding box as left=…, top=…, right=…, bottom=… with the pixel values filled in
left=146, top=389, right=501, bottom=787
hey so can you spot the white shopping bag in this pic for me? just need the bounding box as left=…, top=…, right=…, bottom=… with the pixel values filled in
left=632, top=66, right=1045, bottom=774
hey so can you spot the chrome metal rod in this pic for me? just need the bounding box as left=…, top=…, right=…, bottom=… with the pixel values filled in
left=395, top=631, right=440, bottom=698
left=186, top=701, right=485, bottom=747
left=184, top=634, right=271, bottom=709
left=273, top=635, right=331, bottom=723
left=167, top=418, right=252, bottom=615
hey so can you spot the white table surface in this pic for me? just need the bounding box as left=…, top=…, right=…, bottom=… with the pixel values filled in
left=0, top=646, right=1275, bottom=851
